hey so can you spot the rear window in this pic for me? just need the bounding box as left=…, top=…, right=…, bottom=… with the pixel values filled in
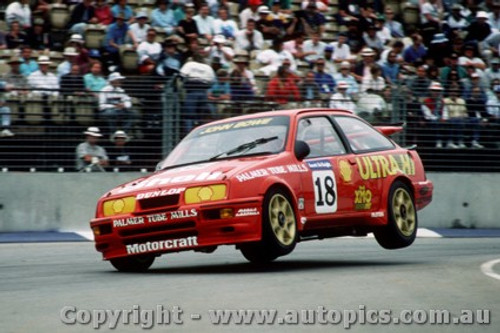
left=335, top=116, right=394, bottom=153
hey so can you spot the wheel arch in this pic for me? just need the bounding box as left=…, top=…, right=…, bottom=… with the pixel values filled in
left=259, top=179, right=302, bottom=228
left=391, top=176, right=416, bottom=198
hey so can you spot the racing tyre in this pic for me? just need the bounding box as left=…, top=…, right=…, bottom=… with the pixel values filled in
left=110, top=255, right=155, bottom=272
left=240, top=188, right=297, bottom=263
left=375, top=181, right=417, bottom=249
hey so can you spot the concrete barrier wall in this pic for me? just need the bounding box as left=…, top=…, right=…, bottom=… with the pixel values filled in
left=0, top=172, right=498, bottom=231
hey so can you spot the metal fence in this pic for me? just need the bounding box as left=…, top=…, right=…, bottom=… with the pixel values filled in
left=1, top=75, right=500, bottom=172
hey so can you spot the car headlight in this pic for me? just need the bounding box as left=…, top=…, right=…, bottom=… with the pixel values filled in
left=102, top=197, right=136, bottom=217
left=184, top=184, right=227, bottom=204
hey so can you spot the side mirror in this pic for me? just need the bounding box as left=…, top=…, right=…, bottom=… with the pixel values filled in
left=294, top=140, right=310, bottom=160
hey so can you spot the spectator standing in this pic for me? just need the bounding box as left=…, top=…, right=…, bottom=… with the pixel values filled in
left=0, top=80, right=14, bottom=138
left=5, top=0, right=31, bottom=29
left=194, top=3, right=216, bottom=41
left=67, top=0, right=97, bottom=36
left=421, top=81, right=449, bottom=148
left=234, top=19, right=264, bottom=53
left=266, top=66, right=300, bottom=106
left=466, top=86, right=488, bottom=148
left=137, top=28, right=162, bottom=75
left=108, top=130, right=133, bottom=169
left=208, top=69, right=231, bottom=116
left=129, top=12, right=151, bottom=44
left=179, top=54, right=216, bottom=132
left=75, top=126, right=109, bottom=171
left=99, top=72, right=138, bottom=134
left=151, top=0, right=176, bottom=36
left=443, top=83, right=468, bottom=148
left=329, top=81, right=356, bottom=111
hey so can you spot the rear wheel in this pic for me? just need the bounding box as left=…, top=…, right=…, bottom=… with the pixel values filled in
left=240, top=188, right=297, bottom=263
left=374, top=181, right=417, bottom=249
left=110, top=255, right=155, bottom=272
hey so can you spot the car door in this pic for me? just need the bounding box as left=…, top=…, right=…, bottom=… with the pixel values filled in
left=294, top=115, right=353, bottom=220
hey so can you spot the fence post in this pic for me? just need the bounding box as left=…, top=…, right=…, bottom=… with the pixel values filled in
left=162, top=76, right=180, bottom=156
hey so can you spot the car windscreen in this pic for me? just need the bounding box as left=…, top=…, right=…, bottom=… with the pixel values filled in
left=157, top=116, right=290, bottom=169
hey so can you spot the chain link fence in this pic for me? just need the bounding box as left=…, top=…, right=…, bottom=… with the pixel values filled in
left=1, top=75, right=500, bottom=172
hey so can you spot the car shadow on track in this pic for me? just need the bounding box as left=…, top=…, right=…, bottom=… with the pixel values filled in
left=107, top=259, right=421, bottom=275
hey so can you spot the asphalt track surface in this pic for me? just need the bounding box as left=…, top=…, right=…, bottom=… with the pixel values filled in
left=1, top=238, right=499, bottom=333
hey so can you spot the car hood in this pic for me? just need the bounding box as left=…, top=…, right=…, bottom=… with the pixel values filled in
left=108, top=156, right=279, bottom=197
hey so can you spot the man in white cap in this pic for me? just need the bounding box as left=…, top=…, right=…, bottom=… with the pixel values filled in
left=333, top=61, right=359, bottom=99
left=204, top=34, right=234, bottom=68
left=421, top=81, right=449, bottom=148
left=99, top=72, right=138, bottom=134
left=27, top=56, right=59, bottom=97
left=129, top=11, right=151, bottom=44
left=329, top=81, right=356, bottom=111
left=57, top=47, right=80, bottom=79
left=137, top=28, right=162, bottom=74
left=466, top=10, right=492, bottom=42
left=108, top=130, right=132, bottom=169
left=75, top=126, right=109, bottom=171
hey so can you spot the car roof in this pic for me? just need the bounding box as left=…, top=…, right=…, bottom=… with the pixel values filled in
left=197, top=108, right=354, bottom=128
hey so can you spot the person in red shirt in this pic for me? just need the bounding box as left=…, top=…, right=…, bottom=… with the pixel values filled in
left=266, top=65, right=300, bottom=106
left=93, top=0, right=113, bottom=26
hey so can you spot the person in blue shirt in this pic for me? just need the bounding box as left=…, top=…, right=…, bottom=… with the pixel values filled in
left=104, top=13, right=133, bottom=66
left=111, top=0, right=134, bottom=23
left=381, top=51, right=401, bottom=85
left=403, top=33, right=427, bottom=65
left=19, top=46, right=38, bottom=77
left=151, top=0, right=176, bottom=35
left=313, top=58, right=336, bottom=97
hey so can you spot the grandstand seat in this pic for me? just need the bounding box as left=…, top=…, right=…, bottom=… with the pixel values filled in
left=68, top=95, right=97, bottom=125
left=0, top=60, right=9, bottom=76
left=119, top=44, right=139, bottom=71
left=0, top=49, right=13, bottom=60
left=402, top=3, right=420, bottom=26
left=385, top=0, right=402, bottom=16
left=6, top=94, right=24, bottom=125
left=24, top=94, right=45, bottom=125
left=49, top=4, right=70, bottom=30
left=153, top=27, right=167, bottom=43
left=51, top=96, right=68, bottom=125
left=84, top=24, right=106, bottom=49
left=140, top=0, right=156, bottom=10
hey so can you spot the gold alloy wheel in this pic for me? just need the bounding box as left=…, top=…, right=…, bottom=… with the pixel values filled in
left=391, top=188, right=416, bottom=237
left=268, top=194, right=296, bottom=246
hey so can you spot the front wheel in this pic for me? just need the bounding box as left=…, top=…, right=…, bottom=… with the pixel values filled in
left=240, top=188, right=298, bottom=263
left=374, top=181, right=417, bottom=249
left=110, top=255, right=155, bottom=272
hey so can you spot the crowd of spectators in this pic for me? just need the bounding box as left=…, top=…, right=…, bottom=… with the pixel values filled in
left=1, top=0, right=500, bottom=150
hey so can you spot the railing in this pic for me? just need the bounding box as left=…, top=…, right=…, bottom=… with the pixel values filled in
left=1, top=76, right=500, bottom=172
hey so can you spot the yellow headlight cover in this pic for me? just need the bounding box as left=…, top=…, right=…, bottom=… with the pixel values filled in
left=185, top=184, right=227, bottom=204
left=103, top=197, right=136, bottom=217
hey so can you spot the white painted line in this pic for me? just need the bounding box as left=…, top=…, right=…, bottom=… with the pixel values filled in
left=416, top=228, right=442, bottom=238
left=480, top=258, right=500, bottom=281
left=73, top=231, right=94, bottom=241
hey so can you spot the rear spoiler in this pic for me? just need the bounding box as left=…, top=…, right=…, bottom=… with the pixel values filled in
left=375, top=123, right=405, bottom=136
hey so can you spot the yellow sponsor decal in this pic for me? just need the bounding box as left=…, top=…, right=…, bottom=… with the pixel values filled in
left=339, top=159, right=352, bottom=182
left=200, top=117, right=273, bottom=134
left=355, top=154, right=415, bottom=180
left=354, top=185, right=372, bottom=210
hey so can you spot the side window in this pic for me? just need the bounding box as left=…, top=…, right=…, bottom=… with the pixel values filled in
left=296, top=117, right=346, bottom=158
left=335, top=116, right=394, bottom=152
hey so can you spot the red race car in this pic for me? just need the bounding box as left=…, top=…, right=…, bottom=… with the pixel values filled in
left=90, top=109, right=433, bottom=271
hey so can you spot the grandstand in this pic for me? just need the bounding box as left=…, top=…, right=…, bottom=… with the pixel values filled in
left=0, top=0, right=500, bottom=172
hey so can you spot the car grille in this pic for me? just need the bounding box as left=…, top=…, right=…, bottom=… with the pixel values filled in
left=138, top=194, right=180, bottom=210
left=119, top=221, right=196, bottom=238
